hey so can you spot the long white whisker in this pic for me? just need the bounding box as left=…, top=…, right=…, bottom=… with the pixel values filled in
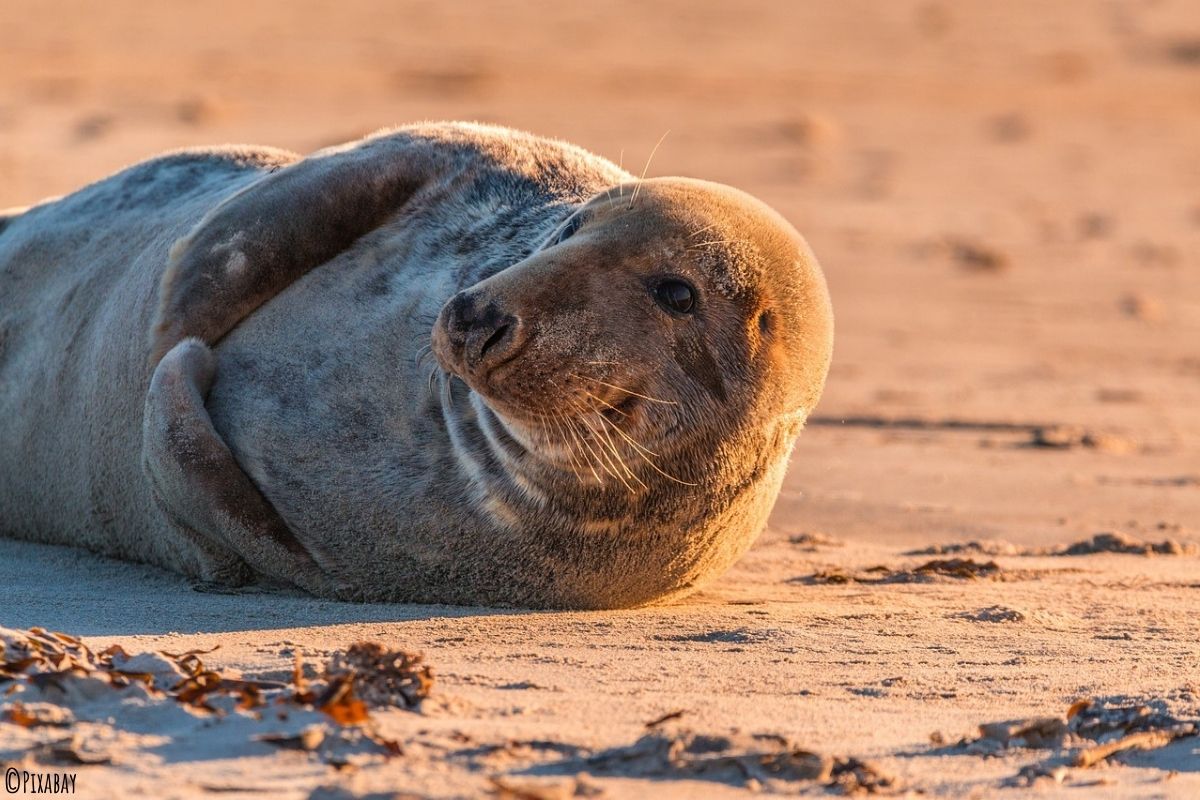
left=629, top=130, right=670, bottom=209
left=604, top=416, right=698, bottom=487
left=687, top=239, right=750, bottom=249
left=590, top=411, right=648, bottom=491
left=583, top=389, right=630, bottom=421
left=565, top=416, right=604, bottom=485
left=551, top=414, right=586, bottom=483
left=687, top=222, right=722, bottom=239
left=585, top=406, right=635, bottom=479
left=569, top=373, right=677, bottom=406
left=573, top=404, right=634, bottom=491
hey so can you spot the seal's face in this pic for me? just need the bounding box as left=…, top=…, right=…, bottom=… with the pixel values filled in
left=432, top=177, right=833, bottom=488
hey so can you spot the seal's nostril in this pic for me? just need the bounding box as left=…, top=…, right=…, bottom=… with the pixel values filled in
left=479, top=323, right=510, bottom=358
left=444, top=292, right=524, bottom=371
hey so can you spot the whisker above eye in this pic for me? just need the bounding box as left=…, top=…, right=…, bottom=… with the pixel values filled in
left=686, top=238, right=750, bottom=250
left=628, top=130, right=670, bottom=210
left=687, top=222, right=722, bottom=239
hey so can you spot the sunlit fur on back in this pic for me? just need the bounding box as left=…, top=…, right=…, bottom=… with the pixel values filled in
left=0, top=123, right=832, bottom=608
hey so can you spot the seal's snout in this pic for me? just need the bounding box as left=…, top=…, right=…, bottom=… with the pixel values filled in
left=433, top=291, right=525, bottom=379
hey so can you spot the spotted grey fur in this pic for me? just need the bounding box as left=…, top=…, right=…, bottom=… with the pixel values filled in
left=0, top=123, right=832, bottom=608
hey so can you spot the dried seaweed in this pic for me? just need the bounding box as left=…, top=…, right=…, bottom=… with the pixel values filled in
left=578, top=729, right=900, bottom=795
left=1027, top=425, right=1136, bottom=453
left=960, top=697, right=1199, bottom=785
left=326, top=642, right=433, bottom=709
left=827, top=757, right=899, bottom=796
left=1, top=627, right=427, bottom=763
left=4, top=701, right=74, bottom=728
left=904, top=541, right=1022, bottom=557
left=907, top=531, right=1196, bottom=559
left=644, top=710, right=686, bottom=729
left=1060, top=531, right=1195, bottom=556
left=913, top=558, right=1000, bottom=579
left=798, top=558, right=1005, bottom=585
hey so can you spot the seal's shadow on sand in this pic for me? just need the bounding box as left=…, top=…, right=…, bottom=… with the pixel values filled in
left=0, top=539, right=529, bottom=635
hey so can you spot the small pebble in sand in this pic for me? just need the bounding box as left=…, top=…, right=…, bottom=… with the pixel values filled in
left=788, top=531, right=843, bottom=550
left=1095, top=387, right=1141, bottom=403
left=1129, top=241, right=1179, bottom=268
left=945, top=237, right=1009, bottom=271
left=953, top=605, right=1026, bottom=624
left=1078, top=212, right=1114, bottom=239
left=772, top=112, right=840, bottom=148
left=986, top=113, right=1031, bottom=143
left=71, top=113, right=115, bottom=142
left=1006, top=763, right=1069, bottom=787
left=1163, top=38, right=1200, bottom=65
left=175, top=95, right=224, bottom=126
left=1120, top=291, right=1165, bottom=321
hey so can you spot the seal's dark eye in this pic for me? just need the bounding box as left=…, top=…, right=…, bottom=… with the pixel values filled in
left=652, top=279, right=695, bottom=314
left=555, top=215, right=584, bottom=244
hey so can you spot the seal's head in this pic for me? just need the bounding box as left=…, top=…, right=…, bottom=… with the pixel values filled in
left=432, top=177, right=833, bottom=491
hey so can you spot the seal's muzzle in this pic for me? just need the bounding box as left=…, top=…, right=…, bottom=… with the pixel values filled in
left=433, top=291, right=526, bottom=380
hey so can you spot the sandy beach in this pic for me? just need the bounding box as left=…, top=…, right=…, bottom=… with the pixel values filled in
left=2, top=0, right=1198, bottom=796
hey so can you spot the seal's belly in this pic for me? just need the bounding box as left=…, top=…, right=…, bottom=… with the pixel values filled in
left=205, top=201, right=558, bottom=587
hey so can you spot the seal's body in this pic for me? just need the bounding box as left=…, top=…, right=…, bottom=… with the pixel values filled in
left=0, top=123, right=832, bottom=608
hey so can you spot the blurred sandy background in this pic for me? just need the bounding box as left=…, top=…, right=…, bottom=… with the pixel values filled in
left=2, top=1, right=1199, bottom=797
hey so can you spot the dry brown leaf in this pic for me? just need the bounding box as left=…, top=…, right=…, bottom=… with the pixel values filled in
left=316, top=675, right=370, bottom=725
left=174, top=671, right=223, bottom=706
left=97, top=644, right=129, bottom=660
left=1067, top=699, right=1092, bottom=719
left=645, top=710, right=687, bottom=729
left=1073, top=730, right=1179, bottom=768
left=5, top=702, right=73, bottom=728
left=161, top=645, right=221, bottom=659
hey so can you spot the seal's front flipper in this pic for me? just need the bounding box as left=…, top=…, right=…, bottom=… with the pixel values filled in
left=150, top=133, right=452, bottom=365
left=142, top=338, right=343, bottom=597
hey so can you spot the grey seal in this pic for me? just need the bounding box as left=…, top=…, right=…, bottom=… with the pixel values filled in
left=0, top=122, right=833, bottom=608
